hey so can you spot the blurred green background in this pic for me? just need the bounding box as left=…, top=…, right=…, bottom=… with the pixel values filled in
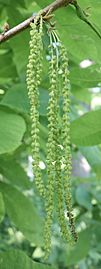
left=0, top=0, right=101, bottom=268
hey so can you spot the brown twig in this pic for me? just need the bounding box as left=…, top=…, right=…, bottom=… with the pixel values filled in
left=0, top=0, right=74, bottom=44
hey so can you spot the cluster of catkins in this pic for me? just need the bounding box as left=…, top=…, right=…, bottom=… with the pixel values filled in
left=26, top=14, right=77, bottom=259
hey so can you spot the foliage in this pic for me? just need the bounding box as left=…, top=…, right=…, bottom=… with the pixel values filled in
left=0, top=0, right=101, bottom=268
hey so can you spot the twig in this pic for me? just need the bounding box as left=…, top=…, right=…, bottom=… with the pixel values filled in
left=0, top=0, right=73, bottom=44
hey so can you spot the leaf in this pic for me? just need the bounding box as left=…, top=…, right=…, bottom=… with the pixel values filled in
left=0, top=156, right=32, bottom=190
left=66, top=229, right=92, bottom=266
left=0, top=0, right=10, bottom=4
left=0, top=109, right=26, bottom=154
left=0, top=50, right=17, bottom=84
left=57, top=10, right=98, bottom=62
left=1, top=83, right=30, bottom=114
left=36, top=0, right=98, bottom=63
left=92, top=204, right=101, bottom=222
left=72, top=85, right=91, bottom=103
left=0, top=249, right=56, bottom=269
left=1, top=4, right=30, bottom=78
left=1, top=84, right=49, bottom=116
left=39, top=88, right=49, bottom=116
left=70, top=64, right=101, bottom=88
left=0, top=192, right=5, bottom=223
left=71, top=109, right=101, bottom=146
left=80, top=146, right=101, bottom=179
left=8, top=29, right=29, bottom=75
left=0, top=0, right=25, bottom=7
left=75, top=184, right=92, bottom=210
left=0, top=182, right=43, bottom=245
left=24, top=1, right=41, bottom=14
left=92, top=222, right=101, bottom=242
left=36, top=0, right=100, bottom=62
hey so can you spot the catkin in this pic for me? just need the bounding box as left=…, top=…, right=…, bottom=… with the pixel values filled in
left=44, top=38, right=58, bottom=258
left=55, top=133, right=72, bottom=243
left=26, top=17, right=45, bottom=197
left=26, top=16, right=77, bottom=259
left=60, top=44, right=77, bottom=242
left=51, top=32, right=72, bottom=243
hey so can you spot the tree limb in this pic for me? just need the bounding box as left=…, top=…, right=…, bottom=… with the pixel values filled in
left=0, top=0, right=74, bottom=44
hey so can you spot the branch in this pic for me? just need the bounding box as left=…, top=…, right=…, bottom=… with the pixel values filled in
left=0, top=0, right=73, bottom=44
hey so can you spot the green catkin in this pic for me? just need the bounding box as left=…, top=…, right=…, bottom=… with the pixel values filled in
left=51, top=31, right=72, bottom=243
left=44, top=37, right=59, bottom=258
left=26, top=17, right=45, bottom=197
left=55, top=134, right=72, bottom=243
left=27, top=17, right=77, bottom=259
left=60, top=44, right=78, bottom=242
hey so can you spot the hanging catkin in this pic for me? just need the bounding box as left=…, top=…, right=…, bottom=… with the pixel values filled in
left=26, top=17, right=45, bottom=197
left=60, top=44, right=78, bottom=242
left=44, top=34, right=59, bottom=258
left=51, top=31, right=72, bottom=243
left=26, top=15, right=77, bottom=259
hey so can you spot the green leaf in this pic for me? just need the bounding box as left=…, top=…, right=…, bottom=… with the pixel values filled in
left=35, top=0, right=99, bottom=63
left=92, top=222, right=101, bottom=242
left=71, top=109, right=101, bottom=146
left=92, top=204, right=101, bottom=222
left=0, top=182, right=43, bottom=245
left=0, top=249, right=56, bottom=269
left=1, top=83, right=30, bottom=114
left=39, top=88, right=49, bottom=116
left=37, top=0, right=97, bottom=62
left=75, top=184, right=92, bottom=210
left=0, top=156, right=32, bottom=190
left=0, top=50, right=17, bottom=84
left=0, top=192, right=5, bottom=223
left=24, top=1, right=41, bottom=14
left=72, top=85, right=91, bottom=103
left=66, top=229, right=91, bottom=266
left=0, top=0, right=10, bottom=4
left=57, top=9, right=98, bottom=61
left=80, top=146, right=101, bottom=179
left=1, top=84, right=49, bottom=116
left=34, top=0, right=49, bottom=7
left=0, top=109, right=26, bottom=154
left=0, top=0, right=25, bottom=7
left=3, top=6, right=29, bottom=76
left=70, top=64, right=101, bottom=88
left=56, top=1, right=101, bottom=63
left=8, top=30, right=29, bottom=75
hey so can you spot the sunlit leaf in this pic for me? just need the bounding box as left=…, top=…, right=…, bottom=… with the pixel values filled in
left=71, top=109, right=101, bottom=146
left=0, top=182, right=43, bottom=245
left=0, top=249, right=57, bottom=269
left=0, top=109, right=26, bottom=154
